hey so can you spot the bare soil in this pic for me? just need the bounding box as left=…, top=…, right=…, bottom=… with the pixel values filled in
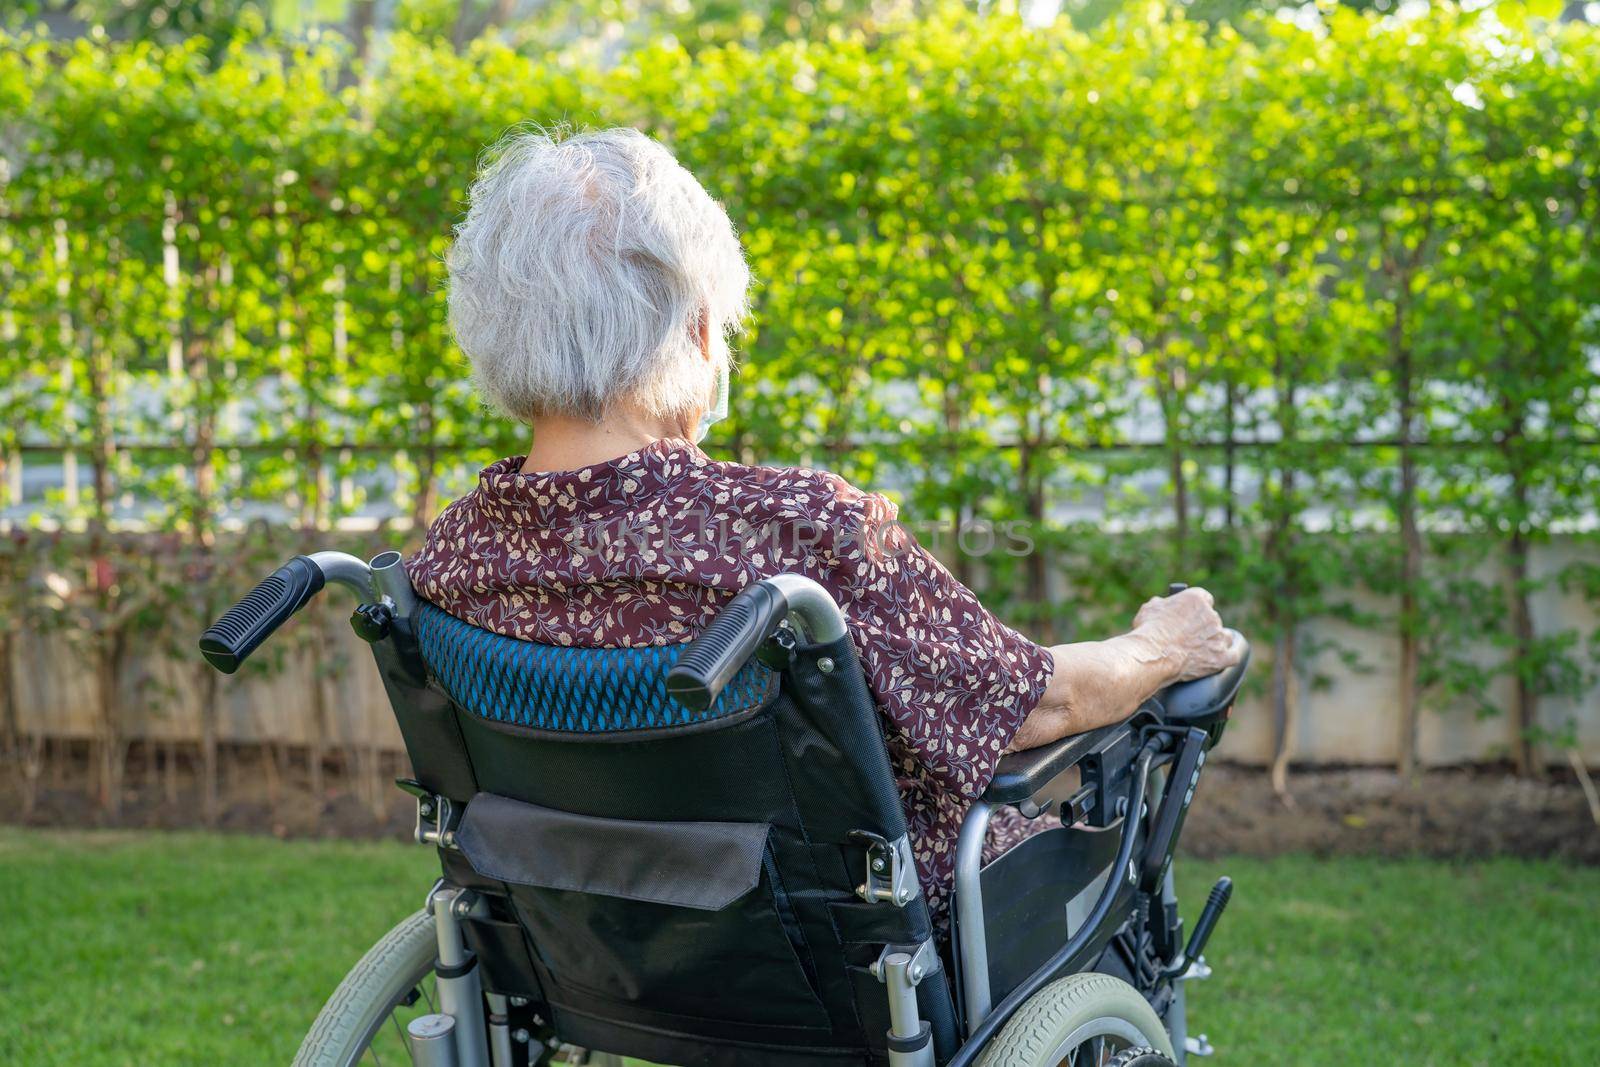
left=3, top=743, right=416, bottom=840
left=5, top=744, right=1599, bottom=864
left=1182, top=763, right=1600, bottom=865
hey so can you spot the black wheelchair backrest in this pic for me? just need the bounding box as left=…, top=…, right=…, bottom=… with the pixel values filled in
left=404, top=600, right=958, bottom=1067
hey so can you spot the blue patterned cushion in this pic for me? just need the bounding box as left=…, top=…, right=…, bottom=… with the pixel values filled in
left=414, top=602, right=776, bottom=733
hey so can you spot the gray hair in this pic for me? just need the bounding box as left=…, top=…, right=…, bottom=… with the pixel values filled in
left=446, top=127, right=750, bottom=423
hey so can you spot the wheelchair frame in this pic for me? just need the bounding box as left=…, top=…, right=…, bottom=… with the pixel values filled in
left=200, top=549, right=1248, bottom=1067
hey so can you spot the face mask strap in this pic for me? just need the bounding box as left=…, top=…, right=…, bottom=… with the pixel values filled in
left=695, top=361, right=730, bottom=443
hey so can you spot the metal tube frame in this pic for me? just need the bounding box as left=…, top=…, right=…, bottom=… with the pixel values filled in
left=370, top=549, right=420, bottom=619
left=484, top=992, right=514, bottom=1067
left=945, top=744, right=1157, bottom=1067
left=303, top=549, right=420, bottom=621
left=875, top=943, right=937, bottom=1067
left=952, top=800, right=996, bottom=1028
left=766, top=573, right=849, bottom=644
left=307, top=550, right=374, bottom=598
left=407, top=1013, right=461, bottom=1067
left=430, top=886, right=490, bottom=1067
left=1162, top=862, right=1188, bottom=1066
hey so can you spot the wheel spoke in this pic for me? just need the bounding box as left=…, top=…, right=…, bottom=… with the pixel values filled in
left=1063, top=1032, right=1130, bottom=1067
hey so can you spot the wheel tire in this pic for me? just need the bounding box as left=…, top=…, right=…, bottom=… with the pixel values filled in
left=975, top=973, right=1176, bottom=1067
left=1106, top=1049, right=1178, bottom=1067
left=293, top=909, right=437, bottom=1067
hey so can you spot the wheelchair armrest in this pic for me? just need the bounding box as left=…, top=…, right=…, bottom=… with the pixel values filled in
left=1150, top=629, right=1251, bottom=724
left=983, top=721, right=1124, bottom=807
left=982, top=631, right=1250, bottom=809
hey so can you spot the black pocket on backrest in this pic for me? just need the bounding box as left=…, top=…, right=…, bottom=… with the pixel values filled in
left=456, top=793, right=830, bottom=1029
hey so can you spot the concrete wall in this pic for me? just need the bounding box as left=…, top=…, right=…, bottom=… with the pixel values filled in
left=9, top=539, right=1598, bottom=767
left=1214, top=537, right=1600, bottom=767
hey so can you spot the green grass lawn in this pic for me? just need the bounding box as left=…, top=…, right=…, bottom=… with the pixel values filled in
left=3, top=828, right=1596, bottom=1065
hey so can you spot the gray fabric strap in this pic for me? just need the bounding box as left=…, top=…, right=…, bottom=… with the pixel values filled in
left=457, top=792, right=771, bottom=911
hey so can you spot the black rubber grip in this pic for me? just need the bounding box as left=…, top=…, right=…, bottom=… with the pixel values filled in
left=198, top=555, right=325, bottom=674
left=1184, top=875, right=1233, bottom=963
left=885, top=1021, right=932, bottom=1053
left=666, top=581, right=790, bottom=711
left=433, top=952, right=478, bottom=980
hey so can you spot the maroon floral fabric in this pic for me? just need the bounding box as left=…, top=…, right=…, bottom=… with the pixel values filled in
left=409, top=437, right=1055, bottom=926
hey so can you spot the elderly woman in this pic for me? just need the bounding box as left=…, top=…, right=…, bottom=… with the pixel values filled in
left=409, top=128, right=1241, bottom=928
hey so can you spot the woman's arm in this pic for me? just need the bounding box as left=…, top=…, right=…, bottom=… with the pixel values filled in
left=1007, top=587, right=1241, bottom=752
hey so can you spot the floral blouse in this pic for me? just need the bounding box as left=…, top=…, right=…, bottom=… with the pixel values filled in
left=409, top=438, right=1056, bottom=927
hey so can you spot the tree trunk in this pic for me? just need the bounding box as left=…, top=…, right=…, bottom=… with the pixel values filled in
left=1506, top=512, right=1539, bottom=778
left=346, top=0, right=376, bottom=68
left=1269, top=608, right=1298, bottom=801
left=94, top=633, right=126, bottom=818
left=1267, top=466, right=1298, bottom=803
left=412, top=435, right=438, bottom=529
left=85, top=319, right=123, bottom=818
left=1500, top=367, right=1540, bottom=778
left=200, top=668, right=220, bottom=826
left=1396, top=462, right=1421, bottom=780
left=451, top=0, right=516, bottom=50
left=308, top=603, right=330, bottom=827
left=0, top=627, right=13, bottom=766
left=1267, top=333, right=1300, bottom=801
left=451, top=0, right=478, bottom=49
left=1222, top=375, right=1237, bottom=530
left=18, top=734, right=43, bottom=819
left=264, top=737, right=284, bottom=813
left=1165, top=367, right=1189, bottom=574
left=0, top=629, right=39, bottom=817
left=1018, top=439, right=1053, bottom=643
left=162, top=741, right=179, bottom=806
left=943, top=382, right=973, bottom=588
left=1395, top=310, right=1422, bottom=781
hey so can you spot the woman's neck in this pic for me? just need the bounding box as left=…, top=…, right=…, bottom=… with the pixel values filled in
left=521, top=407, right=695, bottom=474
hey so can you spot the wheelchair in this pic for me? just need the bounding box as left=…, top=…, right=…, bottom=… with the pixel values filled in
left=200, top=549, right=1249, bottom=1067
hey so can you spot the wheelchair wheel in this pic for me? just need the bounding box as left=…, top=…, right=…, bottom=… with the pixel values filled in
left=1106, top=1050, right=1177, bottom=1067
left=293, top=909, right=438, bottom=1067
left=976, top=973, right=1175, bottom=1067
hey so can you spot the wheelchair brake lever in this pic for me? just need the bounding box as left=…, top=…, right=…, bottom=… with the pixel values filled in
left=1161, top=876, right=1233, bottom=981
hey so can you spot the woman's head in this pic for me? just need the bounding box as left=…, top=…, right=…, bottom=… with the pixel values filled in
left=447, top=127, right=750, bottom=427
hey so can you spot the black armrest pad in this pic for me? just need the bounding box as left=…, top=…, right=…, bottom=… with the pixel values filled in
left=984, top=721, right=1124, bottom=806
left=982, top=631, right=1250, bottom=807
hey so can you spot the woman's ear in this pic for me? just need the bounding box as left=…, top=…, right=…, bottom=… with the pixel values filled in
left=695, top=309, right=714, bottom=361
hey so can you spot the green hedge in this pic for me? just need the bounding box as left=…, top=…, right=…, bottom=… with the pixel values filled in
left=2, top=7, right=1598, bottom=774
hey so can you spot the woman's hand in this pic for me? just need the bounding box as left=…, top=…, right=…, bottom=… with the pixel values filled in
left=1130, top=586, right=1240, bottom=682
left=1012, top=586, right=1244, bottom=752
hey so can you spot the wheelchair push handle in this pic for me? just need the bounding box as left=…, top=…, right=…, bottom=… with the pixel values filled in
left=667, top=582, right=790, bottom=711
left=199, top=556, right=325, bottom=674
left=198, top=550, right=400, bottom=675
left=668, top=574, right=849, bottom=712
